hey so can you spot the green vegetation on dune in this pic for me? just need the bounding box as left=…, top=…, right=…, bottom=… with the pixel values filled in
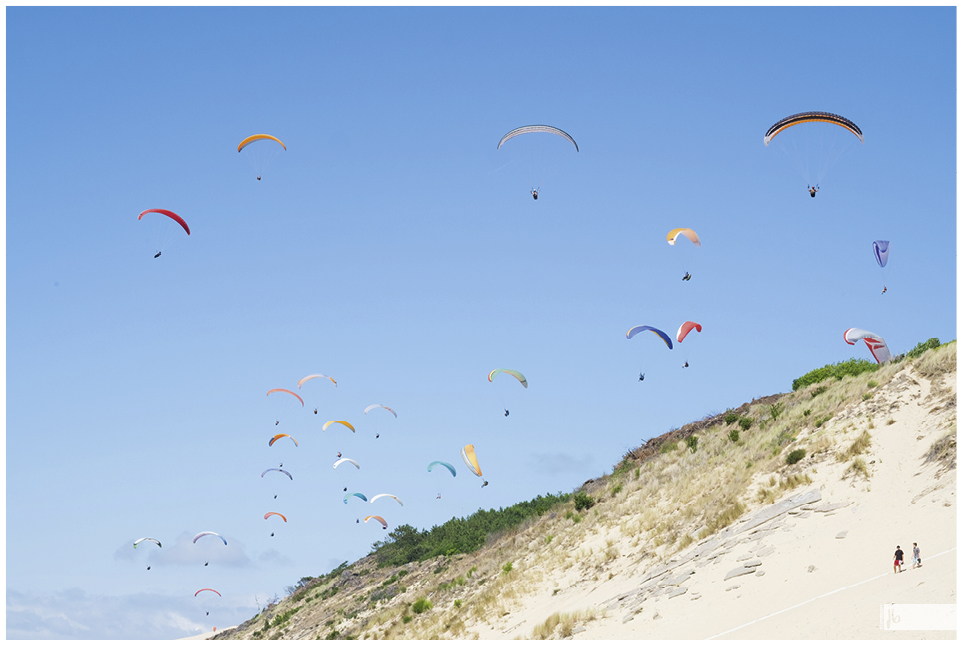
left=370, top=492, right=572, bottom=567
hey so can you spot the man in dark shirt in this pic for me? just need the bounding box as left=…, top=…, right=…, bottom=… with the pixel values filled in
left=894, top=546, right=904, bottom=573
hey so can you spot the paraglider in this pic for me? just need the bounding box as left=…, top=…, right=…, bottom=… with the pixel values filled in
left=844, top=328, right=892, bottom=364
left=137, top=209, right=190, bottom=258
left=323, top=420, right=356, bottom=433
left=194, top=588, right=221, bottom=616
left=682, top=272, right=691, bottom=281
left=874, top=240, right=890, bottom=293
left=192, top=532, right=227, bottom=546
left=133, top=537, right=160, bottom=571
left=238, top=134, right=286, bottom=180
left=764, top=111, right=863, bottom=190
left=343, top=492, right=368, bottom=504
left=364, top=515, right=388, bottom=530
left=333, top=458, right=360, bottom=470
left=497, top=125, right=578, bottom=198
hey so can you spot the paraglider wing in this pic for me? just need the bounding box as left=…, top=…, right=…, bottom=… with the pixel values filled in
left=666, top=228, right=701, bottom=247
left=322, top=420, right=356, bottom=432
left=364, top=404, right=398, bottom=418
left=260, top=468, right=293, bottom=480
left=370, top=494, right=404, bottom=507
left=133, top=537, right=162, bottom=549
left=237, top=134, right=286, bottom=152
left=497, top=125, right=579, bottom=152
left=333, top=458, right=360, bottom=470
left=364, top=515, right=388, bottom=529
left=676, top=321, right=703, bottom=343
left=192, top=532, right=227, bottom=545
left=267, top=388, right=304, bottom=407
left=626, top=326, right=674, bottom=349
left=343, top=492, right=368, bottom=504
left=873, top=241, right=890, bottom=268
left=488, top=369, right=528, bottom=388
left=269, top=434, right=298, bottom=447
left=137, top=209, right=190, bottom=236
left=194, top=588, right=222, bottom=598
left=263, top=512, right=287, bottom=522
left=298, top=374, right=337, bottom=389
left=461, top=444, right=482, bottom=477
left=764, top=112, right=863, bottom=146
left=427, top=461, right=457, bottom=477
left=843, top=328, right=892, bottom=364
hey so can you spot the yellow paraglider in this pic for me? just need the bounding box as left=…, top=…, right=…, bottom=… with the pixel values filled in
left=666, top=228, right=700, bottom=247
left=237, top=134, right=286, bottom=152
left=461, top=444, right=482, bottom=477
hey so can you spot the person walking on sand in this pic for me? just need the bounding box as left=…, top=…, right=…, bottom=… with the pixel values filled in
left=912, top=542, right=922, bottom=568
left=894, top=545, right=904, bottom=573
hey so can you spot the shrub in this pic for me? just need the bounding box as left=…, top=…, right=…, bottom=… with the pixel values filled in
left=412, top=598, right=433, bottom=615
left=786, top=449, right=806, bottom=465
left=728, top=430, right=740, bottom=443
left=402, top=615, right=413, bottom=624
left=685, top=435, right=698, bottom=453
left=454, top=599, right=463, bottom=608
left=574, top=492, right=595, bottom=511
left=906, top=337, right=941, bottom=359
left=610, top=484, right=623, bottom=496
left=792, top=358, right=879, bottom=391
left=769, top=402, right=784, bottom=420
left=502, top=562, right=513, bottom=574
left=862, top=393, right=872, bottom=401
left=815, top=415, right=831, bottom=428
left=724, top=410, right=739, bottom=425
left=739, top=417, right=753, bottom=431
left=803, top=409, right=812, bottom=417
left=867, top=380, right=879, bottom=388
left=660, top=441, right=678, bottom=454
left=809, top=385, right=828, bottom=398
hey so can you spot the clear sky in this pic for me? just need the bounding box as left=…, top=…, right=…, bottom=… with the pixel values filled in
left=4, top=5, right=957, bottom=640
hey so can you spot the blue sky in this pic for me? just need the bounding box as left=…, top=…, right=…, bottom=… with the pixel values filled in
left=4, top=6, right=956, bottom=640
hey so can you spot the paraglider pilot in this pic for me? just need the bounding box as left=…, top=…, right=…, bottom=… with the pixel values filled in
left=504, top=409, right=509, bottom=417
left=531, top=188, right=539, bottom=200
left=154, top=251, right=162, bottom=259
left=682, top=272, right=691, bottom=281
left=808, top=184, right=819, bottom=198
left=638, top=373, right=645, bottom=382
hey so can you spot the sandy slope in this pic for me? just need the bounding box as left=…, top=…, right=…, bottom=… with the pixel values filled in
left=467, top=366, right=956, bottom=640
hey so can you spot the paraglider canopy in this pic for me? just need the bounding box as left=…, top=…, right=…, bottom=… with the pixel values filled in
left=873, top=241, right=891, bottom=268
left=133, top=537, right=161, bottom=549
left=461, top=444, right=482, bottom=477
left=498, top=125, right=579, bottom=152
left=676, top=321, right=703, bottom=343
left=237, top=134, right=286, bottom=152
left=370, top=494, right=404, bottom=507
left=764, top=112, right=863, bottom=146
left=323, top=420, right=356, bottom=433
left=364, top=515, right=388, bottom=530
left=269, top=434, right=298, bottom=447
left=192, top=532, right=227, bottom=545
left=428, top=461, right=457, bottom=477
left=343, top=492, right=368, bottom=504
left=261, top=468, right=293, bottom=480
left=333, top=458, right=360, bottom=470
left=267, top=388, right=304, bottom=407
left=666, top=228, right=700, bottom=247
left=298, top=374, right=337, bottom=389
left=137, top=209, right=190, bottom=236
left=194, top=588, right=222, bottom=598
left=364, top=404, right=398, bottom=418
left=263, top=512, right=287, bottom=522
left=844, top=328, right=892, bottom=364
left=626, top=325, right=673, bottom=349
left=488, top=369, right=528, bottom=387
